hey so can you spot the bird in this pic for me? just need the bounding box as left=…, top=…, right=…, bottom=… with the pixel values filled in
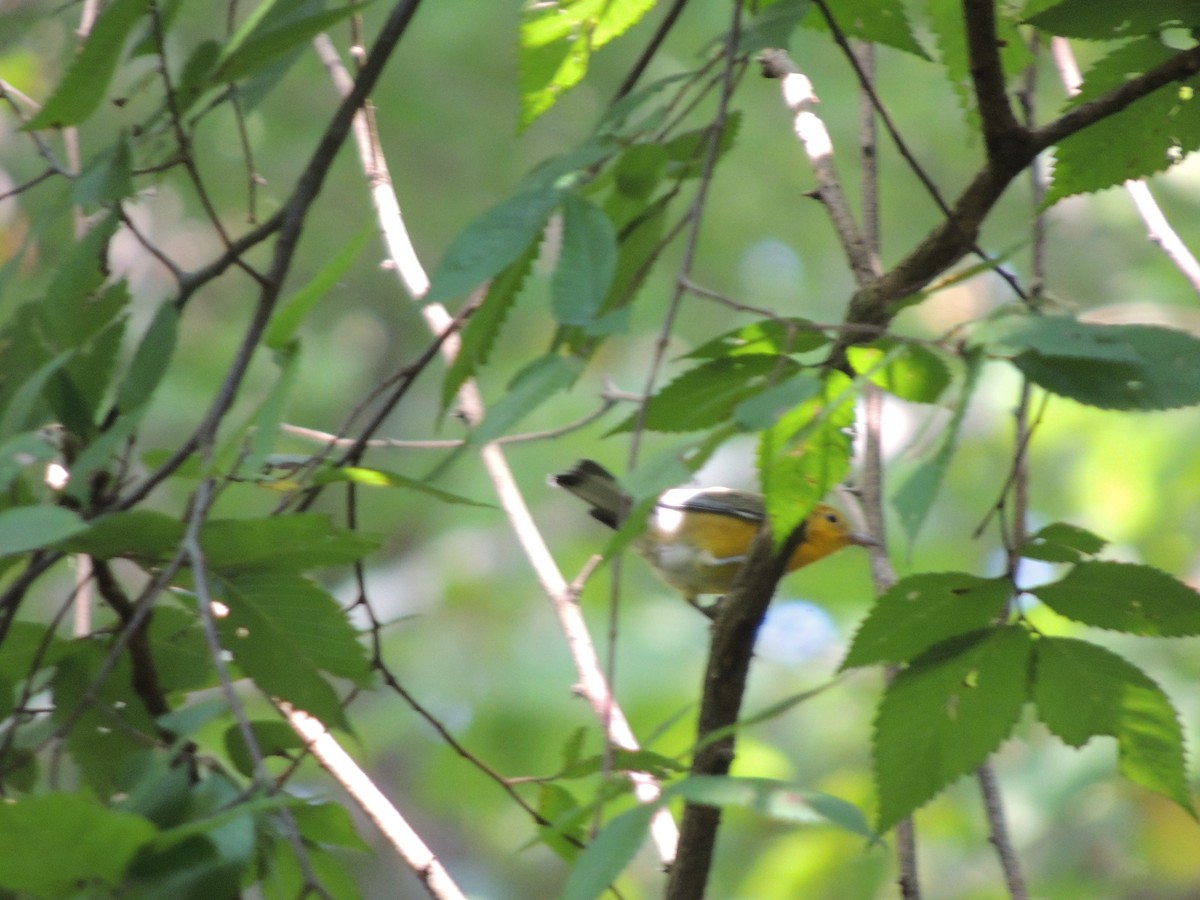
left=550, top=459, right=875, bottom=610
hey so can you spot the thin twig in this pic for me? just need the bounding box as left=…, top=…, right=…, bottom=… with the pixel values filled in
left=612, top=0, right=691, bottom=101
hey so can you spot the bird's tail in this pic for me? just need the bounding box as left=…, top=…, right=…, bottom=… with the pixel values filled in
left=550, top=459, right=630, bottom=529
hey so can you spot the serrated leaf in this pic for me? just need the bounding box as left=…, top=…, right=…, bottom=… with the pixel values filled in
left=0, top=505, right=87, bottom=556
left=553, top=194, right=617, bottom=326
left=0, top=793, right=156, bottom=896
left=802, top=0, right=929, bottom=58
left=924, top=0, right=1032, bottom=117
left=843, top=573, right=1012, bottom=669
left=847, top=340, right=952, bottom=404
left=1025, top=0, right=1200, bottom=38
left=561, top=802, right=654, bottom=900
left=611, top=355, right=795, bottom=434
left=25, top=0, right=150, bottom=129
left=758, top=371, right=856, bottom=543
left=265, top=224, right=374, bottom=350
left=216, top=569, right=369, bottom=724
left=55, top=509, right=184, bottom=560
left=215, top=3, right=367, bottom=83
left=874, top=627, right=1033, bottom=833
left=1020, top=521, right=1108, bottom=563
left=441, top=238, right=539, bottom=413
left=427, top=185, right=559, bottom=303
left=668, top=775, right=877, bottom=840
left=684, top=318, right=827, bottom=360
left=202, top=513, right=379, bottom=572
left=1031, top=561, right=1200, bottom=636
left=0, top=350, right=75, bottom=441
left=519, top=0, right=656, bottom=129
left=973, top=313, right=1142, bottom=362
left=1034, top=636, right=1194, bottom=815
left=1048, top=39, right=1200, bottom=202
left=73, top=135, right=134, bottom=206
left=313, top=466, right=491, bottom=506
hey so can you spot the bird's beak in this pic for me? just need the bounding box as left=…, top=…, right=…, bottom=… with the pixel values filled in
left=849, top=531, right=881, bottom=548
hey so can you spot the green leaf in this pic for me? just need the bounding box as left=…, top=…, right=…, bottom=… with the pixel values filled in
left=216, top=569, right=368, bottom=726
left=518, top=0, right=656, bottom=129
left=1020, top=521, right=1108, bottom=563
left=0, top=621, right=67, bottom=682
left=1026, top=0, right=1200, bottom=38
left=292, top=801, right=370, bottom=851
left=662, top=112, right=743, bottom=180
left=1031, top=561, right=1200, bottom=636
left=440, top=237, right=540, bottom=413
left=0, top=505, right=87, bottom=556
left=537, top=783, right=585, bottom=862
left=1048, top=39, right=1200, bottom=201
left=54, top=509, right=184, bottom=560
left=739, top=0, right=813, bottom=52
left=684, top=317, right=828, bottom=360
left=874, top=627, right=1033, bottom=833
left=117, top=302, right=179, bottom=412
left=25, top=0, right=150, bottom=129
left=561, top=802, right=654, bottom=900
left=843, top=573, right=1012, bottom=669
left=0, top=350, right=75, bottom=440
left=313, top=466, right=492, bottom=506
left=668, top=775, right=877, bottom=840
left=73, top=135, right=134, bottom=206
left=215, top=3, right=368, bottom=83
left=467, top=354, right=584, bottom=447
left=847, top=340, right=952, bottom=403
left=1034, top=636, right=1194, bottom=815
left=557, top=749, right=685, bottom=781
left=223, top=720, right=305, bottom=777
left=426, top=185, right=561, bottom=303
left=611, top=355, right=796, bottom=434
left=924, top=0, right=1032, bottom=117
left=801, top=0, right=929, bottom=58
left=0, top=431, right=58, bottom=493
left=0, top=793, right=156, bottom=896
left=202, top=513, right=379, bottom=572
left=759, top=371, right=856, bottom=544
left=891, top=349, right=979, bottom=544
left=265, top=224, right=374, bottom=350
left=973, top=313, right=1143, bottom=362
left=148, top=607, right=213, bottom=693
left=553, top=194, right=617, bottom=327
left=245, top=342, right=301, bottom=474
left=732, top=374, right=822, bottom=431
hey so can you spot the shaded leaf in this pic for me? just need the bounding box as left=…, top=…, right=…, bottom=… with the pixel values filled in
left=1026, top=0, right=1200, bottom=38
left=202, top=513, right=379, bottom=571
left=553, top=194, right=617, bottom=326
left=1020, top=521, right=1108, bottom=563
left=223, top=720, right=305, bottom=778
left=0, top=505, right=87, bottom=556
left=802, top=0, right=929, bottom=58
left=215, top=3, right=367, bottom=83
left=843, top=573, right=1012, bottom=669
left=874, top=627, right=1033, bottom=833
left=1031, top=561, right=1200, bottom=636
left=467, top=354, right=583, bottom=448
left=313, top=466, right=491, bottom=506
left=117, top=302, right=179, bottom=413
left=561, top=802, right=654, bottom=900
left=26, top=0, right=150, bottom=129
left=1034, top=636, right=1194, bottom=815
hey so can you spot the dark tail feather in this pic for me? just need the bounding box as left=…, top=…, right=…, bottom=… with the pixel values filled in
left=549, top=459, right=629, bottom=529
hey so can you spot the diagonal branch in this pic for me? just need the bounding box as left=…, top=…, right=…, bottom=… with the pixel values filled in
left=962, top=0, right=1028, bottom=161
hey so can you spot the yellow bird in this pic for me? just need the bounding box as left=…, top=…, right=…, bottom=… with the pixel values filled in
left=551, top=459, right=875, bottom=608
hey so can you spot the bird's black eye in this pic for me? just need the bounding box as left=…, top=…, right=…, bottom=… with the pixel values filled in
left=824, top=512, right=838, bottom=524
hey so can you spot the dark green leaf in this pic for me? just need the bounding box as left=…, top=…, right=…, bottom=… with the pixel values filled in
left=740, top=0, right=812, bottom=52
left=0, top=350, right=75, bottom=440
left=1031, top=561, right=1200, bottom=635
left=202, top=513, right=379, bottom=571
left=874, top=627, right=1033, bottom=833
left=0, top=793, right=156, bottom=896
left=56, top=509, right=184, bottom=560
left=441, top=238, right=540, bottom=412
left=148, top=607, right=212, bottom=694
left=684, top=318, right=827, bottom=360
left=537, top=783, right=585, bottom=862
left=73, top=135, right=134, bottom=205
left=668, top=775, right=877, bottom=840
left=468, top=354, right=584, bottom=446
left=291, top=801, right=371, bottom=851
left=215, top=3, right=368, bottom=83
left=558, top=749, right=685, bottom=780
left=802, top=0, right=929, bottom=58
left=662, top=112, right=743, bottom=179
left=1048, top=39, right=1200, bottom=201
left=561, top=802, right=654, bottom=900
left=223, top=720, right=305, bottom=777
left=0, top=621, right=66, bottom=681
left=553, top=194, right=617, bottom=326
left=843, top=573, right=1012, bottom=669
left=117, top=302, right=179, bottom=412
left=1034, top=636, right=1194, bottom=815
left=847, top=341, right=952, bottom=404
left=265, top=224, right=374, bottom=350
left=427, top=186, right=560, bottom=302
left=1020, top=521, right=1108, bottom=563
left=732, top=373, right=821, bottom=430
left=0, top=505, right=87, bottom=555
left=245, top=342, right=301, bottom=474
left=973, top=313, right=1142, bottom=362
left=1026, top=0, right=1200, bottom=38
left=25, top=0, right=150, bottom=129
left=611, top=355, right=795, bottom=433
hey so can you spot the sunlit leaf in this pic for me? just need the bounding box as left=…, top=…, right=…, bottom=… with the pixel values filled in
left=1031, top=561, right=1200, bottom=636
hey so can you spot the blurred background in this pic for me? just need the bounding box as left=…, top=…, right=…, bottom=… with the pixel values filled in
left=3, top=1, right=1200, bottom=896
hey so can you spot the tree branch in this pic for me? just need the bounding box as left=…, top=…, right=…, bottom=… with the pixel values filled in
left=962, top=0, right=1028, bottom=161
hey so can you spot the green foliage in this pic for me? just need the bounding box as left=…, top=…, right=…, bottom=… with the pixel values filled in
left=1025, top=0, right=1200, bottom=39
left=1031, top=560, right=1200, bottom=635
